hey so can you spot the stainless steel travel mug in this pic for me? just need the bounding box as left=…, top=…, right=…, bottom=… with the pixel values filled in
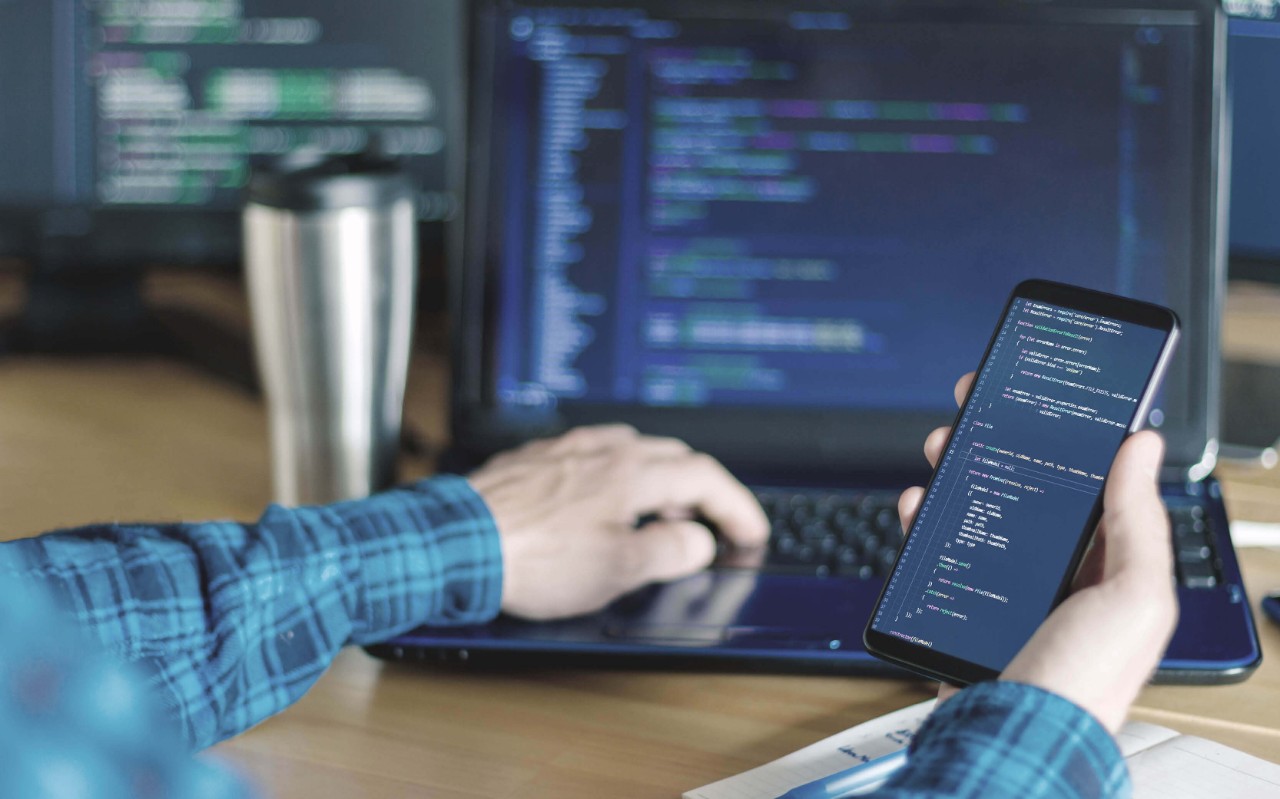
left=244, top=153, right=417, bottom=505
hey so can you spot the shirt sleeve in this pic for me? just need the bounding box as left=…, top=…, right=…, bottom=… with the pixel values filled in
left=0, top=474, right=503, bottom=751
left=873, top=681, right=1130, bottom=799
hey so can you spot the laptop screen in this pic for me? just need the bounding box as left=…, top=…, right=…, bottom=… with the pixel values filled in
left=459, top=0, right=1222, bottom=474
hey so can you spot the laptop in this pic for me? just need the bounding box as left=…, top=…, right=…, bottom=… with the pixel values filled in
left=370, top=0, right=1261, bottom=683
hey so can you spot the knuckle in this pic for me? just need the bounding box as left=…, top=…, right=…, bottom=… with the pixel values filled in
left=597, top=423, right=638, bottom=439
left=646, top=434, right=692, bottom=451
left=563, top=426, right=596, bottom=443
left=689, top=450, right=722, bottom=473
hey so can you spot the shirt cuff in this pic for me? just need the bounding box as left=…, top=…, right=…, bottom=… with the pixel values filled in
left=886, top=681, right=1129, bottom=799
left=292, top=474, right=504, bottom=643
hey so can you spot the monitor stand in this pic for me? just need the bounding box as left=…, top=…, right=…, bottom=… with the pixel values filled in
left=0, top=263, right=259, bottom=394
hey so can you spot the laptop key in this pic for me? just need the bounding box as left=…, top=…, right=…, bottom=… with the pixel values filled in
left=858, top=495, right=882, bottom=517
left=1177, top=545, right=1213, bottom=564
left=1178, top=559, right=1218, bottom=589
left=814, top=494, right=842, bottom=518
left=876, top=548, right=899, bottom=576
left=836, top=560, right=875, bottom=579
left=801, top=521, right=833, bottom=542
left=833, top=507, right=858, bottom=530
left=838, top=519, right=874, bottom=546
left=764, top=547, right=827, bottom=576
left=774, top=532, right=798, bottom=554
left=1168, top=505, right=1222, bottom=589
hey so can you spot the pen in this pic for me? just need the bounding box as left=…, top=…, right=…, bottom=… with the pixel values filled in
left=775, top=750, right=909, bottom=799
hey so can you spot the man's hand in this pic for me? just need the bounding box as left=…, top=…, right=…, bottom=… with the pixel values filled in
left=468, top=425, right=770, bottom=620
left=899, top=373, right=1178, bottom=733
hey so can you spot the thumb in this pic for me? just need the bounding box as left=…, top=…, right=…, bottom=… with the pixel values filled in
left=1101, top=431, right=1169, bottom=581
left=624, top=520, right=717, bottom=586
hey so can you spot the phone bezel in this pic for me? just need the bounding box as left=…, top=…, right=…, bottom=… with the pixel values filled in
left=862, top=278, right=1181, bottom=687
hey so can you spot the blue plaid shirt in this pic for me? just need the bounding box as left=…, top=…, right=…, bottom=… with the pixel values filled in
left=0, top=475, right=1129, bottom=797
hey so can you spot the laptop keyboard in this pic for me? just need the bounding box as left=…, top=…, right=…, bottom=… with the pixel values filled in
left=715, top=490, right=1223, bottom=589
left=728, top=490, right=905, bottom=580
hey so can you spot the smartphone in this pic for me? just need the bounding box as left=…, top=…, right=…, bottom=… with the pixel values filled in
left=863, top=279, right=1179, bottom=685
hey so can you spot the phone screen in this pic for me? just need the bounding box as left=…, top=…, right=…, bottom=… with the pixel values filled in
left=868, top=291, right=1174, bottom=675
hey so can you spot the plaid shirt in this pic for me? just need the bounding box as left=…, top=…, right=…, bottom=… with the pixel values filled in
left=0, top=475, right=1128, bottom=798
left=889, top=681, right=1130, bottom=798
left=0, top=475, right=502, bottom=752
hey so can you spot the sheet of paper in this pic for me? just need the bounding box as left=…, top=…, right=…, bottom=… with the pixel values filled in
left=683, top=700, right=935, bottom=799
left=688, top=702, right=1280, bottom=799
left=1130, top=735, right=1280, bottom=799
left=1229, top=520, right=1280, bottom=549
left=1114, top=721, right=1180, bottom=758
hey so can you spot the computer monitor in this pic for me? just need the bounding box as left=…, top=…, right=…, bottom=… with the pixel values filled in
left=1222, top=3, right=1280, bottom=453
left=1228, top=2, right=1280, bottom=271
left=0, top=0, right=460, bottom=361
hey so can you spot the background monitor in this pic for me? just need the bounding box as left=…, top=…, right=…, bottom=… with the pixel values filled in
left=1227, top=2, right=1280, bottom=270
left=0, top=0, right=461, bottom=370
left=1221, top=3, right=1280, bottom=455
left=0, top=0, right=460, bottom=265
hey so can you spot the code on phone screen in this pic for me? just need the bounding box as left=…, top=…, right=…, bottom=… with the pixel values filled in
left=871, top=297, right=1168, bottom=671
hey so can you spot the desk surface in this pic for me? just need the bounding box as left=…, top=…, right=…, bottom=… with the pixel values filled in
left=1, top=275, right=1278, bottom=797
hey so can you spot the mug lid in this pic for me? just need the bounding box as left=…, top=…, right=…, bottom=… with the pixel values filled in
left=247, top=150, right=415, bottom=211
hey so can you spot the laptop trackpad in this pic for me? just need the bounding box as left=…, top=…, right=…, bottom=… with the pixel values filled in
left=602, top=571, right=874, bottom=647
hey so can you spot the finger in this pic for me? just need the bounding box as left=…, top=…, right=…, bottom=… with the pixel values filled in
left=898, top=486, right=925, bottom=534
left=1100, top=431, right=1171, bottom=584
left=923, top=426, right=950, bottom=468
left=635, top=434, right=694, bottom=459
left=620, top=519, right=717, bottom=586
left=953, top=372, right=976, bottom=409
left=545, top=424, right=638, bottom=454
left=630, top=453, right=770, bottom=547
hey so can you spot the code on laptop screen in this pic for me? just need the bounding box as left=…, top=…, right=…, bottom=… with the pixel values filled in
left=478, top=2, right=1196, bottom=414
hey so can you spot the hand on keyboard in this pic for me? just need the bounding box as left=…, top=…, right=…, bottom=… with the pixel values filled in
left=471, top=424, right=769, bottom=620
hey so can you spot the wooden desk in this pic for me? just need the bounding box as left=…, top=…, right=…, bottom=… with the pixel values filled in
left=1, top=276, right=1278, bottom=797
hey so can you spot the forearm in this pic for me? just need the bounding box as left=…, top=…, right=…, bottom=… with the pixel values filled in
left=0, top=475, right=503, bottom=750
left=874, top=682, right=1129, bottom=799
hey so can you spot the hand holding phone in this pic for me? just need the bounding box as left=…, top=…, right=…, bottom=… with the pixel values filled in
left=864, top=280, right=1180, bottom=708
left=902, top=377, right=1177, bottom=732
